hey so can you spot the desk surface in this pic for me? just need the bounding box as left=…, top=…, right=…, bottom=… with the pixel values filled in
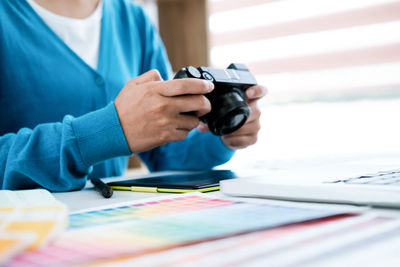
left=53, top=169, right=400, bottom=216
left=52, top=169, right=400, bottom=266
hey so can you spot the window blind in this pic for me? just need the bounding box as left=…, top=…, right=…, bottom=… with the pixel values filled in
left=208, top=0, right=400, bottom=102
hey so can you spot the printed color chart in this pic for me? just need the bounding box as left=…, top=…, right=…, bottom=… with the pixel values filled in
left=10, top=193, right=348, bottom=266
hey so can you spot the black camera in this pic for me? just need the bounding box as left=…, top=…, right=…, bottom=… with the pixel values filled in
left=174, top=63, right=257, bottom=136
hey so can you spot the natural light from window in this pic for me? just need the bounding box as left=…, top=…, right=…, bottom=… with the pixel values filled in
left=208, top=0, right=400, bottom=171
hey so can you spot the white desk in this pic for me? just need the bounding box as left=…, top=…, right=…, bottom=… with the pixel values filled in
left=52, top=168, right=400, bottom=266
left=54, top=169, right=400, bottom=216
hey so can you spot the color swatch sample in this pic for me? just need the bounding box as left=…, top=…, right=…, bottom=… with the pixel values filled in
left=0, top=189, right=67, bottom=265
left=121, top=215, right=400, bottom=266
left=9, top=193, right=349, bottom=266
left=0, top=233, right=35, bottom=266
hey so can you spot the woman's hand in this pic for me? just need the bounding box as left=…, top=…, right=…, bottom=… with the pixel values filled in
left=198, top=85, right=267, bottom=149
left=115, top=70, right=214, bottom=153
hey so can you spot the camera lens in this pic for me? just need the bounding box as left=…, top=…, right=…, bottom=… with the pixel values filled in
left=227, top=113, right=246, bottom=129
left=201, top=88, right=250, bottom=136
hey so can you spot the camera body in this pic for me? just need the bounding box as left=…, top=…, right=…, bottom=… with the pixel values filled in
left=174, top=63, right=257, bottom=136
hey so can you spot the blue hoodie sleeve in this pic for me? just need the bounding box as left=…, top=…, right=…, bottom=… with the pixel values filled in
left=135, top=7, right=235, bottom=171
left=0, top=102, right=131, bottom=191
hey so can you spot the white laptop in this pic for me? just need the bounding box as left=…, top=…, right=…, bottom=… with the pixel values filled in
left=220, top=156, right=400, bottom=208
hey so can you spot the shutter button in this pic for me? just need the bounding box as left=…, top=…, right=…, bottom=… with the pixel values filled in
left=202, top=72, right=214, bottom=81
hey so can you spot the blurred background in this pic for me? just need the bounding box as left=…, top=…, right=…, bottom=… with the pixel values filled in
left=134, top=0, right=400, bottom=172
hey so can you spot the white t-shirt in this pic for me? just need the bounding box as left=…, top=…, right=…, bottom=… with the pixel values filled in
left=26, top=0, right=103, bottom=70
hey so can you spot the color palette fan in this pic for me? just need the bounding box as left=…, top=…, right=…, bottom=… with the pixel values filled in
left=0, top=189, right=67, bottom=265
left=9, top=193, right=352, bottom=266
